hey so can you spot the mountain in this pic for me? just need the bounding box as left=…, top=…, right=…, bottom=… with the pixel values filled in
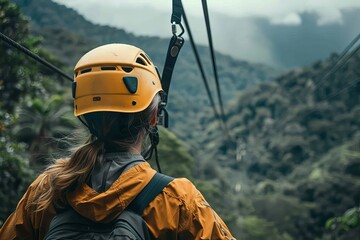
left=256, top=10, right=360, bottom=68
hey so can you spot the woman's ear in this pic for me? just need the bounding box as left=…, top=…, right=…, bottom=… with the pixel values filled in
left=150, top=111, right=157, bottom=127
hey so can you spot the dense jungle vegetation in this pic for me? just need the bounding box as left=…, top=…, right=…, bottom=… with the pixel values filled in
left=1, top=0, right=359, bottom=239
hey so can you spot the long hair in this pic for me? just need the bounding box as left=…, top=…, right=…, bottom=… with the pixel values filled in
left=31, top=94, right=160, bottom=211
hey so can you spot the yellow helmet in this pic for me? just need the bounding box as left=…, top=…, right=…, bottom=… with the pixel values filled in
left=73, top=44, right=162, bottom=116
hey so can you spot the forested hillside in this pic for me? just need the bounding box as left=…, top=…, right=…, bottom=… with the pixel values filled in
left=196, top=47, right=360, bottom=238
left=1, top=0, right=359, bottom=239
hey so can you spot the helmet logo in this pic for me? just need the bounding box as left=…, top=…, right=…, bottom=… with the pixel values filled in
left=123, top=76, right=138, bottom=94
left=93, top=96, right=101, bottom=101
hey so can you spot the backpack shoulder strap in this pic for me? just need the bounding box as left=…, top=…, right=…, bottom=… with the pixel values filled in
left=127, top=172, right=174, bottom=214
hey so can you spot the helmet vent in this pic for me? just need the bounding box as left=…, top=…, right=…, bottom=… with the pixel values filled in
left=80, top=68, right=92, bottom=74
left=136, top=57, right=147, bottom=66
left=122, top=67, right=133, bottom=73
left=140, top=53, right=151, bottom=65
left=101, top=66, right=116, bottom=71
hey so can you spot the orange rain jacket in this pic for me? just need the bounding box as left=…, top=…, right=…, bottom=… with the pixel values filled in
left=0, top=162, right=236, bottom=239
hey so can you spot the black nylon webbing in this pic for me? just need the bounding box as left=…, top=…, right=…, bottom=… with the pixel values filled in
left=171, top=0, right=183, bottom=23
left=128, top=173, right=174, bottom=214
left=161, top=35, right=184, bottom=103
left=160, top=0, right=185, bottom=105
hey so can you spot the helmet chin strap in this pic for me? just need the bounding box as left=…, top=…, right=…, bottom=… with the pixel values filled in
left=143, top=126, right=162, bottom=173
left=77, top=116, right=97, bottom=137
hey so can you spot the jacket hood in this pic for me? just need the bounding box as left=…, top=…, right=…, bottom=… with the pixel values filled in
left=66, top=162, right=156, bottom=223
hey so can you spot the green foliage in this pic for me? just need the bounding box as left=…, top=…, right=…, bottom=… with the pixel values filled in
left=326, top=207, right=360, bottom=232
left=319, top=143, right=360, bottom=239
left=0, top=0, right=69, bottom=118
left=325, top=207, right=360, bottom=239
left=238, top=215, right=293, bottom=240
left=0, top=116, right=34, bottom=225
left=0, top=0, right=30, bottom=113
left=252, top=194, right=314, bottom=238
left=12, top=94, right=76, bottom=164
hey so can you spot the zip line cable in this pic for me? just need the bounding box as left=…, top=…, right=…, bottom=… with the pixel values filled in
left=201, top=0, right=228, bottom=131
left=314, top=40, right=360, bottom=92
left=182, top=9, right=228, bottom=136
left=314, top=32, right=360, bottom=90
left=277, top=37, right=360, bottom=129
left=0, top=31, right=73, bottom=82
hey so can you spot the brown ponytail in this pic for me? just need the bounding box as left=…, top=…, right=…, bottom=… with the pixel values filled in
left=32, top=138, right=104, bottom=211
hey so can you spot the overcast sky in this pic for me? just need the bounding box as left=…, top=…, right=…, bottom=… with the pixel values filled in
left=54, top=0, right=360, bottom=25
left=53, top=0, right=360, bottom=67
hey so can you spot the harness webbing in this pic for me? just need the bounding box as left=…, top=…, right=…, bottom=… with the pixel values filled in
left=144, top=0, right=186, bottom=173
left=171, top=0, right=183, bottom=24
left=161, top=0, right=185, bottom=106
left=128, top=172, right=174, bottom=214
left=161, top=36, right=184, bottom=104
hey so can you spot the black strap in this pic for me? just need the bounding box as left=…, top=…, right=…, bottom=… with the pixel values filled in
left=128, top=172, right=174, bottom=214
left=157, top=0, right=185, bottom=130
left=161, top=35, right=184, bottom=104
left=161, top=0, right=185, bottom=106
left=171, top=0, right=183, bottom=24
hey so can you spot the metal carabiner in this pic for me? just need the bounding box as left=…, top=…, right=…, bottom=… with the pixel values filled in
left=171, top=22, right=185, bottom=37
